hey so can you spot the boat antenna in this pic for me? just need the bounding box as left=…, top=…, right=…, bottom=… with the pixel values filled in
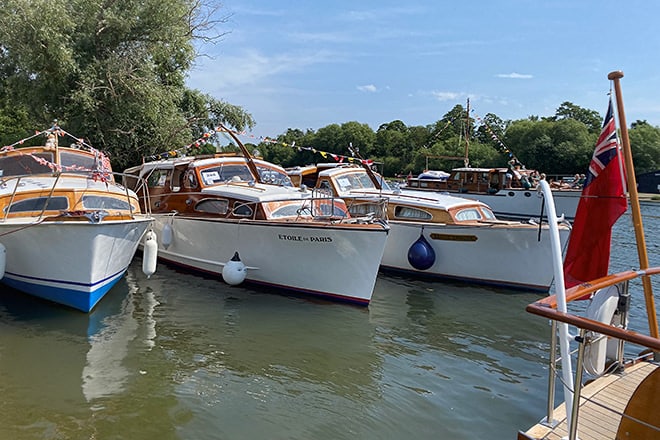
left=608, top=70, right=658, bottom=339
left=217, top=123, right=262, bottom=184
left=348, top=143, right=382, bottom=190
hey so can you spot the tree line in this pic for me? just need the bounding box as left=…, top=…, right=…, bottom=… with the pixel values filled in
left=1, top=1, right=658, bottom=178
left=254, top=102, right=660, bottom=178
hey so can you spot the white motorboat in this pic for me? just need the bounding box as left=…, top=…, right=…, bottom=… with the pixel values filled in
left=0, top=125, right=153, bottom=312
left=288, top=163, right=571, bottom=292
left=123, top=129, right=389, bottom=305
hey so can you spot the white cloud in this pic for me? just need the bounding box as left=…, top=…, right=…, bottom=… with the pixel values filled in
left=431, top=91, right=461, bottom=101
left=357, top=84, right=378, bottom=93
left=188, top=49, right=338, bottom=92
left=497, top=72, right=533, bottom=79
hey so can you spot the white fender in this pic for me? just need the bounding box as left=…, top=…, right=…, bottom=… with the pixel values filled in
left=161, top=223, right=173, bottom=249
left=0, top=243, right=6, bottom=279
left=583, top=284, right=620, bottom=375
left=142, top=230, right=158, bottom=279
left=222, top=252, right=247, bottom=286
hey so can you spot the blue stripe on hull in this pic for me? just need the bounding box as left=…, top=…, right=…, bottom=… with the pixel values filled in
left=1, top=270, right=127, bottom=312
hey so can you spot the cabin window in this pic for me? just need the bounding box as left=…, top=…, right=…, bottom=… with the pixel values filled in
left=5, top=196, right=68, bottom=213
left=146, top=170, right=167, bottom=188
left=200, top=164, right=253, bottom=186
left=394, top=205, right=432, bottom=220
left=335, top=172, right=378, bottom=192
left=82, top=195, right=132, bottom=210
left=0, top=153, right=54, bottom=177
left=480, top=207, right=497, bottom=220
left=257, top=166, right=293, bottom=186
left=348, top=203, right=379, bottom=217
left=316, top=201, right=348, bottom=217
left=184, top=171, right=198, bottom=190
left=455, top=208, right=482, bottom=221
left=194, top=199, right=229, bottom=214
left=269, top=203, right=306, bottom=218
left=60, top=151, right=97, bottom=173
left=232, top=201, right=253, bottom=217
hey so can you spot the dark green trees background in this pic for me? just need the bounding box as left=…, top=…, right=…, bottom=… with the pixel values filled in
left=1, top=1, right=658, bottom=176
left=255, top=103, right=659, bottom=178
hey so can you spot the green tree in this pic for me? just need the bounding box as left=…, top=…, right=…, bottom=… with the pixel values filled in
left=554, top=101, right=602, bottom=133
left=628, top=120, right=660, bottom=173
left=0, top=0, right=253, bottom=170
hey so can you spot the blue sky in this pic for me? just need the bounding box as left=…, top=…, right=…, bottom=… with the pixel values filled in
left=186, top=0, right=660, bottom=137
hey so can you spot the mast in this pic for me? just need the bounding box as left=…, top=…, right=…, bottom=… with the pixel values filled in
left=348, top=143, right=382, bottom=190
left=608, top=70, right=658, bottom=339
left=217, top=123, right=262, bottom=184
left=464, top=98, right=470, bottom=167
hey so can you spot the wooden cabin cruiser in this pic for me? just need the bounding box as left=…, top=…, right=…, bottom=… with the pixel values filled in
left=404, top=166, right=581, bottom=221
left=123, top=154, right=389, bottom=306
left=287, top=163, right=571, bottom=292
left=0, top=126, right=153, bottom=312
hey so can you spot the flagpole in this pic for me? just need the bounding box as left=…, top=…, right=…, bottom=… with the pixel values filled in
left=607, top=70, right=659, bottom=339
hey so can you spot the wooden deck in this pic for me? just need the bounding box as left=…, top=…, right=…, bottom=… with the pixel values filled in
left=519, top=361, right=660, bottom=439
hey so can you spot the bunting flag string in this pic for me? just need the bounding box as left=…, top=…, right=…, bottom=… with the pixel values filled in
left=145, top=124, right=375, bottom=166
left=0, top=125, right=112, bottom=175
left=470, top=109, right=524, bottom=168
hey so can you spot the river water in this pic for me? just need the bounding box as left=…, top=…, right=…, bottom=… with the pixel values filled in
left=1, top=205, right=658, bottom=439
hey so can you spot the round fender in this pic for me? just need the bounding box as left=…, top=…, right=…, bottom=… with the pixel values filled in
left=222, top=251, right=247, bottom=285
left=407, top=233, right=435, bottom=270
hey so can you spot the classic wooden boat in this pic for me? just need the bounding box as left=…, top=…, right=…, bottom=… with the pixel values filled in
left=403, top=99, right=581, bottom=221
left=519, top=71, right=660, bottom=439
left=0, top=125, right=153, bottom=312
left=404, top=166, right=582, bottom=221
left=122, top=129, right=389, bottom=305
left=287, top=162, right=571, bottom=292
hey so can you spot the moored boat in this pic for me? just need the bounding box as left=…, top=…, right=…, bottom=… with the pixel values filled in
left=123, top=127, right=389, bottom=305
left=0, top=125, right=153, bottom=312
left=287, top=162, right=571, bottom=292
left=404, top=165, right=582, bottom=221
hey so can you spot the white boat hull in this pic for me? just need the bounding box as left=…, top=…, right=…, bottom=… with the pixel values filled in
left=381, top=220, right=570, bottom=291
left=438, top=188, right=581, bottom=221
left=0, top=218, right=152, bottom=311
left=149, top=215, right=388, bottom=304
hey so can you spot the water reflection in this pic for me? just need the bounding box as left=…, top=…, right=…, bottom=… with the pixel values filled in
left=82, top=268, right=160, bottom=401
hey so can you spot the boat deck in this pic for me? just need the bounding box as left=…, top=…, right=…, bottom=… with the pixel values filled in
left=519, top=361, right=659, bottom=439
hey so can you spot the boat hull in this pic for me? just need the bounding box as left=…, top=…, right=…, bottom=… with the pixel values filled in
left=0, top=218, right=152, bottom=312
left=380, top=220, right=570, bottom=292
left=148, top=215, right=389, bottom=305
left=404, top=187, right=581, bottom=221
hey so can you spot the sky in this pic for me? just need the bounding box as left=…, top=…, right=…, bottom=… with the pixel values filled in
left=186, top=0, right=660, bottom=137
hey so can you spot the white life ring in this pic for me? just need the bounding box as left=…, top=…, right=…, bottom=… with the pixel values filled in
left=583, top=284, right=621, bottom=375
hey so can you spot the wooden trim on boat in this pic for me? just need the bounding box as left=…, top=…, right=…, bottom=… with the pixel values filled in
left=526, top=267, right=660, bottom=352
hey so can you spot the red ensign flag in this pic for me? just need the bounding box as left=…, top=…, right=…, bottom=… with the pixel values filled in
left=563, top=98, right=628, bottom=289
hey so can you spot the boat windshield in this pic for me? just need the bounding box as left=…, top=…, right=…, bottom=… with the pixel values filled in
left=264, top=200, right=348, bottom=219
left=335, top=171, right=379, bottom=192
left=60, top=151, right=99, bottom=172
left=199, top=164, right=254, bottom=185
left=0, top=153, right=54, bottom=177
left=257, top=166, right=293, bottom=187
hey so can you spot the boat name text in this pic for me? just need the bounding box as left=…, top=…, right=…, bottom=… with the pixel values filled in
left=278, top=234, right=333, bottom=243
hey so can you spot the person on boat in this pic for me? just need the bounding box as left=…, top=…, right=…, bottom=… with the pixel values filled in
left=521, top=175, right=532, bottom=189
left=504, top=171, right=513, bottom=188
left=571, top=173, right=581, bottom=188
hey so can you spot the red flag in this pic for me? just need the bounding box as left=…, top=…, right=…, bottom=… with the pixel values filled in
left=563, top=98, right=628, bottom=289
